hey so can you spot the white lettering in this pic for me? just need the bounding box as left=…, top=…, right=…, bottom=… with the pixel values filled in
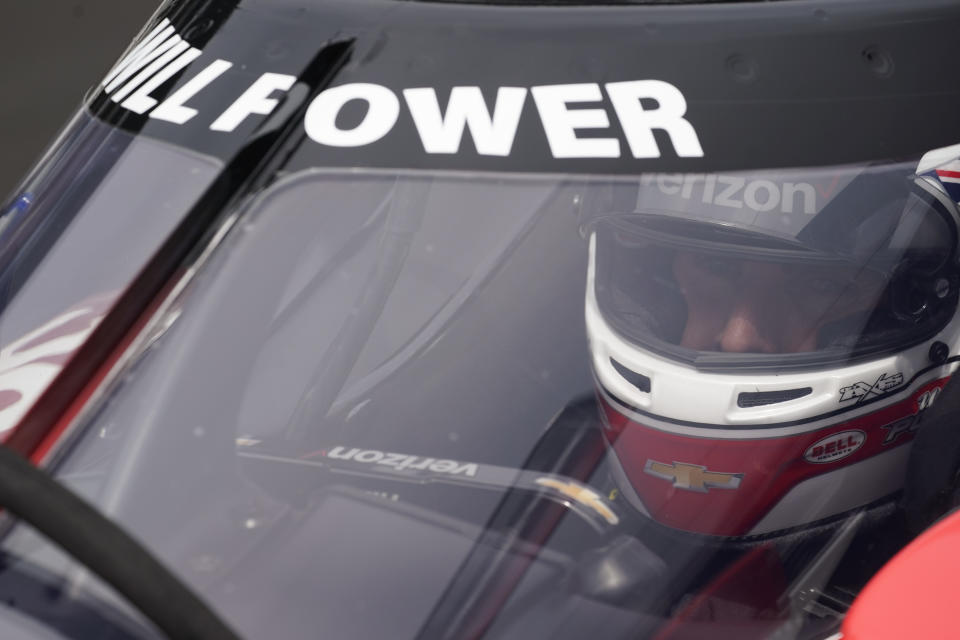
left=646, top=173, right=814, bottom=214
left=702, top=174, right=717, bottom=203
left=743, top=179, right=780, bottom=212
left=121, top=46, right=203, bottom=114
left=605, top=79, right=704, bottom=158
left=429, top=460, right=457, bottom=473
left=451, top=463, right=479, bottom=477
left=656, top=174, right=683, bottom=195
left=323, top=446, right=479, bottom=477
left=379, top=453, right=407, bottom=469
left=531, top=83, right=619, bottom=158
left=304, top=83, right=400, bottom=147
left=407, top=457, right=435, bottom=471
left=392, top=455, right=422, bottom=471
left=151, top=59, right=233, bottom=124
left=210, top=72, right=296, bottom=132
left=918, top=387, right=943, bottom=411
left=111, top=37, right=190, bottom=103
left=403, top=86, right=527, bottom=156
left=782, top=182, right=816, bottom=215
left=105, top=43, right=708, bottom=166
left=103, top=20, right=176, bottom=92
left=680, top=174, right=703, bottom=199
left=354, top=450, right=384, bottom=463
left=715, top=176, right=745, bottom=208
left=327, top=446, right=358, bottom=460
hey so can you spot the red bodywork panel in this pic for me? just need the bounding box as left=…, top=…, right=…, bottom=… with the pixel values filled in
left=843, top=507, right=960, bottom=639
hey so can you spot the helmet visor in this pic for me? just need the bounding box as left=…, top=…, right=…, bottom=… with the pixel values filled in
left=589, top=163, right=959, bottom=370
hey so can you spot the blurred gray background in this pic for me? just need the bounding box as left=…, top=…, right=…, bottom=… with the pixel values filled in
left=0, top=1, right=160, bottom=199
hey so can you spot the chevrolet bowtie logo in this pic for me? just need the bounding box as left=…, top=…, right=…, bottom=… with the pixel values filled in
left=535, top=477, right=620, bottom=525
left=644, top=460, right=743, bottom=493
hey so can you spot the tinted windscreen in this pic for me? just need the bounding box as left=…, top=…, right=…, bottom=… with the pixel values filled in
left=0, top=113, right=221, bottom=435
left=4, top=164, right=960, bottom=640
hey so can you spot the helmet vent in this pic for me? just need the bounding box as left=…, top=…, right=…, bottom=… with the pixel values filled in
left=737, top=388, right=812, bottom=408
left=610, top=358, right=651, bottom=393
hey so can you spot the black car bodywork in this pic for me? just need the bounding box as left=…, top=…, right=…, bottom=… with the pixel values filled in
left=0, top=0, right=959, bottom=638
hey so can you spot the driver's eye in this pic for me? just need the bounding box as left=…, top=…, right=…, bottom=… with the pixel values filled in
left=694, top=255, right=741, bottom=280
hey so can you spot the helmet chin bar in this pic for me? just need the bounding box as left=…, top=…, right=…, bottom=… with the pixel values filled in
left=587, top=233, right=960, bottom=429
left=585, top=234, right=960, bottom=536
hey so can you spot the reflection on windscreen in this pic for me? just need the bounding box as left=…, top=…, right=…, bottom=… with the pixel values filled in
left=1, top=162, right=959, bottom=640
left=0, top=114, right=221, bottom=438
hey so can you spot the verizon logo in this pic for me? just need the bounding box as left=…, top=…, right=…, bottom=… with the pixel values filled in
left=326, top=446, right=479, bottom=477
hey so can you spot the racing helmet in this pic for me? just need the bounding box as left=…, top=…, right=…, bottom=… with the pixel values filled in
left=583, top=147, right=960, bottom=538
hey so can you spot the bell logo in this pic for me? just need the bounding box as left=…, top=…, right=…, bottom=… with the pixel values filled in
left=643, top=460, right=743, bottom=493
left=804, top=430, right=866, bottom=463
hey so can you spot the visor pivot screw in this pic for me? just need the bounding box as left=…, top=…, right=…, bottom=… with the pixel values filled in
left=929, top=341, right=949, bottom=364
left=935, top=278, right=951, bottom=299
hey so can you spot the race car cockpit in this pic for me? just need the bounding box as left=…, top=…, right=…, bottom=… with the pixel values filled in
left=0, top=1, right=959, bottom=639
